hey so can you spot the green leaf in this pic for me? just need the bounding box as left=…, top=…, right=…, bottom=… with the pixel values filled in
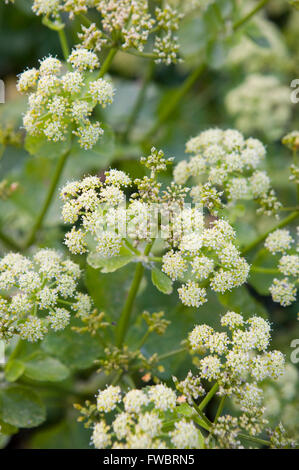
left=25, top=131, right=71, bottom=159
left=151, top=267, right=173, bottom=295
left=0, top=418, right=18, bottom=436
left=0, top=385, right=46, bottom=428
left=87, top=252, right=135, bottom=273
left=4, top=359, right=25, bottom=382
left=246, top=23, right=271, bottom=49
left=22, top=352, right=70, bottom=382
left=176, top=402, right=195, bottom=417
left=42, top=326, right=102, bottom=370
left=217, top=286, right=268, bottom=319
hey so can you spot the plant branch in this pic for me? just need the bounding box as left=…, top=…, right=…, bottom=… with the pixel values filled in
left=157, top=347, right=186, bottom=362
left=198, top=382, right=219, bottom=411
left=122, top=60, right=155, bottom=141
left=239, top=433, right=271, bottom=447
left=58, top=27, right=70, bottom=62
left=24, top=147, right=71, bottom=248
left=214, top=395, right=226, bottom=422
left=98, top=48, right=118, bottom=78
left=116, top=241, right=153, bottom=347
left=141, top=63, right=206, bottom=142
left=241, top=211, right=299, bottom=255
left=232, top=0, right=270, bottom=31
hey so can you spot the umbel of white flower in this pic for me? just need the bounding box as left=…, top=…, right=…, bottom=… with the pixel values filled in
left=31, top=0, right=182, bottom=65
left=17, top=52, right=114, bottom=149
left=60, top=150, right=250, bottom=308
left=0, top=250, right=93, bottom=342
left=88, top=311, right=287, bottom=449
left=264, top=228, right=298, bottom=307
left=173, top=128, right=281, bottom=217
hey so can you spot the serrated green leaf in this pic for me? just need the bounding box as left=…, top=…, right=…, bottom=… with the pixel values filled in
left=23, top=352, right=70, bottom=382
left=151, top=267, right=173, bottom=295
left=4, top=359, right=25, bottom=382
left=87, top=252, right=135, bottom=273
left=0, top=385, right=46, bottom=428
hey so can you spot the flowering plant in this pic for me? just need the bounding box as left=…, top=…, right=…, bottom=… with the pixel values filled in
left=0, top=0, right=298, bottom=450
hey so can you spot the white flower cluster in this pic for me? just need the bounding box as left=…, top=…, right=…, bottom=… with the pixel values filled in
left=0, top=250, right=92, bottom=342
left=188, top=311, right=285, bottom=402
left=61, top=171, right=131, bottom=255
left=173, top=128, right=280, bottom=216
left=17, top=53, right=114, bottom=149
left=225, top=74, right=291, bottom=140
left=91, top=384, right=200, bottom=449
left=162, top=217, right=250, bottom=307
left=31, top=0, right=182, bottom=65
left=264, top=228, right=298, bottom=307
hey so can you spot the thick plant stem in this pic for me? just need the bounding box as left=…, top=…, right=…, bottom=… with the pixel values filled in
left=24, top=148, right=71, bottom=248
left=142, top=63, right=206, bottom=142
left=98, top=48, right=117, bottom=79
left=58, top=28, right=70, bottom=62
left=214, top=395, right=226, bottom=422
left=239, top=433, right=270, bottom=447
left=116, top=242, right=153, bottom=347
left=198, top=382, right=219, bottom=411
left=233, top=0, right=270, bottom=31
left=139, top=1, right=269, bottom=143
left=122, top=61, right=155, bottom=141
left=241, top=211, right=299, bottom=255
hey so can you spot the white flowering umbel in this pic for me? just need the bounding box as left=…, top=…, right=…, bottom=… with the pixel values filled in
left=61, top=150, right=249, bottom=307
left=264, top=228, right=298, bottom=307
left=173, top=128, right=281, bottom=217
left=225, top=74, right=291, bottom=140
left=0, top=250, right=93, bottom=342
left=187, top=312, right=284, bottom=399
left=17, top=53, right=114, bottom=149
left=90, top=384, right=201, bottom=449
left=31, top=1, right=182, bottom=65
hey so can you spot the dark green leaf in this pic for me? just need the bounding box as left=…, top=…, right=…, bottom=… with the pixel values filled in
left=4, top=359, right=25, bottom=382
left=0, top=385, right=46, bottom=428
left=151, top=267, right=173, bottom=295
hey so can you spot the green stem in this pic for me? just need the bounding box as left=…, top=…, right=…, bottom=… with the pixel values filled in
left=232, top=0, right=270, bottom=31
left=58, top=28, right=70, bottom=62
left=98, top=48, right=118, bottom=78
left=198, top=382, right=219, bottom=411
left=241, top=211, right=299, bottom=255
left=136, top=329, right=151, bottom=350
left=116, top=241, right=153, bottom=347
left=24, top=147, right=71, bottom=248
left=122, top=61, right=155, bottom=141
left=214, top=395, right=226, bottom=422
left=293, top=149, right=299, bottom=202
left=192, top=399, right=213, bottom=429
left=0, top=229, right=20, bottom=251
left=251, top=266, right=280, bottom=275
left=157, top=347, right=186, bottom=362
left=239, top=433, right=271, bottom=447
left=141, top=63, right=206, bottom=142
